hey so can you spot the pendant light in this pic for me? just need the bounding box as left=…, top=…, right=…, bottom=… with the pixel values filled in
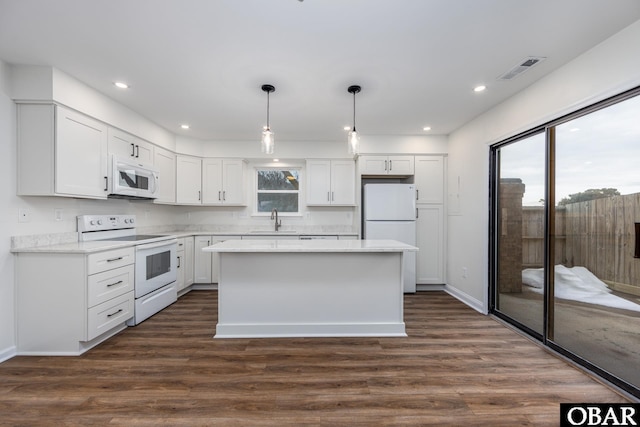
left=347, top=85, right=361, bottom=155
left=261, top=84, right=275, bottom=154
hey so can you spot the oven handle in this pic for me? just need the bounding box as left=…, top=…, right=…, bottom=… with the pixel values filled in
left=136, top=239, right=177, bottom=251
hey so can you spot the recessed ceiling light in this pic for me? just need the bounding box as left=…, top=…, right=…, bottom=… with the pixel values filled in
left=423, top=126, right=432, bottom=131
left=474, top=85, right=486, bottom=92
left=114, top=81, right=129, bottom=89
left=181, top=124, right=190, bottom=129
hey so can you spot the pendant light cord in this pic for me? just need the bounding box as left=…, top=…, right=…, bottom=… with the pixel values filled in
left=266, top=90, right=270, bottom=130
left=352, top=91, right=356, bottom=132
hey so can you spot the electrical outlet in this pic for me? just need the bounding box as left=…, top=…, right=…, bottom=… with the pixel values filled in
left=19, top=208, right=30, bottom=223
left=54, top=209, right=63, bottom=221
left=462, top=267, right=468, bottom=279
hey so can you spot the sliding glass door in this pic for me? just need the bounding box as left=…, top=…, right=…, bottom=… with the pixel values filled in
left=491, top=88, right=640, bottom=397
left=552, top=94, right=640, bottom=390
left=493, top=131, right=546, bottom=337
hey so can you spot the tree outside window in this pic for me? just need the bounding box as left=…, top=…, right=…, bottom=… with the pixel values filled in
left=256, top=169, right=300, bottom=213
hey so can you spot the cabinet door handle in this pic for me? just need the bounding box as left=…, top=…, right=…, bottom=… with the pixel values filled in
left=416, top=189, right=419, bottom=200
left=106, top=256, right=123, bottom=263
left=198, top=190, right=201, bottom=201
left=384, top=160, right=388, bottom=171
left=389, top=160, right=393, bottom=171
left=104, top=176, right=108, bottom=192
left=107, top=280, right=123, bottom=288
left=177, top=256, right=181, bottom=268
left=107, top=308, right=123, bottom=318
left=135, top=144, right=140, bottom=158
left=222, top=191, right=226, bottom=201
left=327, top=192, right=330, bottom=201
left=416, top=208, right=419, bottom=219
left=331, top=191, right=334, bottom=201
left=218, top=191, right=221, bottom=201
left=131, top=143, right=135, bottom=157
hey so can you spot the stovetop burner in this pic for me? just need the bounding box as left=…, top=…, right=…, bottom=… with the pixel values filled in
left=101, top=234, right=166, bottom=242
left=77, top=215, right=173, bottom=244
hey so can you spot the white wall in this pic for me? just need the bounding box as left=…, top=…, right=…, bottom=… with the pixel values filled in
left=446, top=19, right=640, bottom=313
left=0, top=60, right=17, bottom=361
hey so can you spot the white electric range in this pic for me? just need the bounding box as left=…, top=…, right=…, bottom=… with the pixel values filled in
left=78, top=214, right=178, bottom=325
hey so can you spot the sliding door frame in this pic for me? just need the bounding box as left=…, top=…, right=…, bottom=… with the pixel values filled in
left=489, top=85, right=640, bottom=399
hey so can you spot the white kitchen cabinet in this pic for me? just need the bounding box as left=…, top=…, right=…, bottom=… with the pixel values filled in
left=176, top=236, right=195, bottom=293
left=153, top=147, right=176, bottom=204
left=107, top=127, right=154, bottom=169
left=202, top=158, right=246, bottom=205
left=416, top=205, right=445, bottom=284
left=184, top=236, right=195, bottom=286
left=16, top=247, right=135, bottom=355
left=17, top=103, right=109, bottom=199
left=415, top=156, right=444, bottom=204
left=177, top=157, right=246, bottom=206
left=176, top=155, right=203, bottom=204
left=194, top=235, right=241, bottom=283
left=359, top=155, right=414, bottom=176
left=176, top=238, right=186, bottom=292
left=306, top=159, right=356, bottom=206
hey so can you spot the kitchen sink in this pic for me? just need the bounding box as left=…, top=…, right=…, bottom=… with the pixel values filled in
left=247, top=230, right=298, bottom=235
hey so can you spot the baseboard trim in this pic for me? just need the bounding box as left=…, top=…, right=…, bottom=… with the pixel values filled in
left=444, top=285, right=487, bottom=314
left=0, top=346, right=17, bottom=364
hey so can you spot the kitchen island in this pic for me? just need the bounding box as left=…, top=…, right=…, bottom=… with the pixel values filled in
left=203, top=239, right=418, bottom=338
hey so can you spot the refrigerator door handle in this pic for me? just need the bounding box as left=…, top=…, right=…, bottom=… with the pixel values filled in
left=416, top=208, right=419, bottom=219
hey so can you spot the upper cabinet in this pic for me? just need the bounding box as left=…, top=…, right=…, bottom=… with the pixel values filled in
left=414, top=156, right=444, bottom=204
left=153, top=147, right=176, bottom=204
left=359, top=155, right=414, bottom=176
left=107, top=127, right=154, bottom=169
left=18, top=104, right=109, bottom=199
left=202, top=158, right=246, bottom=206
left=176, top=157, right=246, bottom=206
left=176, top=155, right=203, bottom=204
left=306, top=159, right=356, bottom=206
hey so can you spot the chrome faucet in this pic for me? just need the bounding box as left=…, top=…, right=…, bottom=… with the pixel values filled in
left=270, top=208, right=282, bottom=232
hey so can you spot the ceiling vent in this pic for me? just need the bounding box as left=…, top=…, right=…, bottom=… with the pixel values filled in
left=497, top=56, right=546, bottom=81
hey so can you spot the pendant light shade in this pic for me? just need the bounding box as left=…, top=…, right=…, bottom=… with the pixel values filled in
left=261, top=84, right=275, bottom=154
left=347, top=85, right=361, bottom=155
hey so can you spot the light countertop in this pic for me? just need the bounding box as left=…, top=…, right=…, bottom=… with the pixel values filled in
left=203, top=239, right=418, bottom=253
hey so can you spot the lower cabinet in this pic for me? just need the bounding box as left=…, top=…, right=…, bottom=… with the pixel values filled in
left=416, top=205, right=445, bottom=284
left=194, top=235, right=242, bottom=283
left=176, top=236, right=194, bottom=293
left=16, top=247, right=135, bottom=355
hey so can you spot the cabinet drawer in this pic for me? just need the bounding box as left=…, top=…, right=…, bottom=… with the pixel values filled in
left=87, top=247, right=134, bottom=275
left=87, top=291, right=134, bottom=341
left=88, top=264, right=135, bottom=308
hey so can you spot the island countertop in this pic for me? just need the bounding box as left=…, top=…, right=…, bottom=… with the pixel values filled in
left=203, top=239, right=418, bottom=253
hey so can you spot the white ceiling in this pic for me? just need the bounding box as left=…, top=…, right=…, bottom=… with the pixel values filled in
left=1, top=0, right=640, bottom=143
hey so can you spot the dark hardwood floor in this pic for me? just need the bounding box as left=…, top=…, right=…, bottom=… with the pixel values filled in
left=0, top=290, right=629, bottom=426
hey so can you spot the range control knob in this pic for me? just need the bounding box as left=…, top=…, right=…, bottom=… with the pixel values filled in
left=97, top=220, right=103, bottom=225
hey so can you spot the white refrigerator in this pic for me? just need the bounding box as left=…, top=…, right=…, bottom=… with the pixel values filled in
left=363, top=183, right=417, bottom=293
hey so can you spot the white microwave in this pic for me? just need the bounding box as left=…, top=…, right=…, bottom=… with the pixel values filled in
left=109, top=155, right=159, bottom=199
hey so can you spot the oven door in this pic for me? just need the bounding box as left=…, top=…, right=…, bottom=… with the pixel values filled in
left=135, top=240, right=177, bottom=298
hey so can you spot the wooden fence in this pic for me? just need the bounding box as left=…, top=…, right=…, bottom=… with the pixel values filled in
left=521, top=193, right=640, bottom=294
